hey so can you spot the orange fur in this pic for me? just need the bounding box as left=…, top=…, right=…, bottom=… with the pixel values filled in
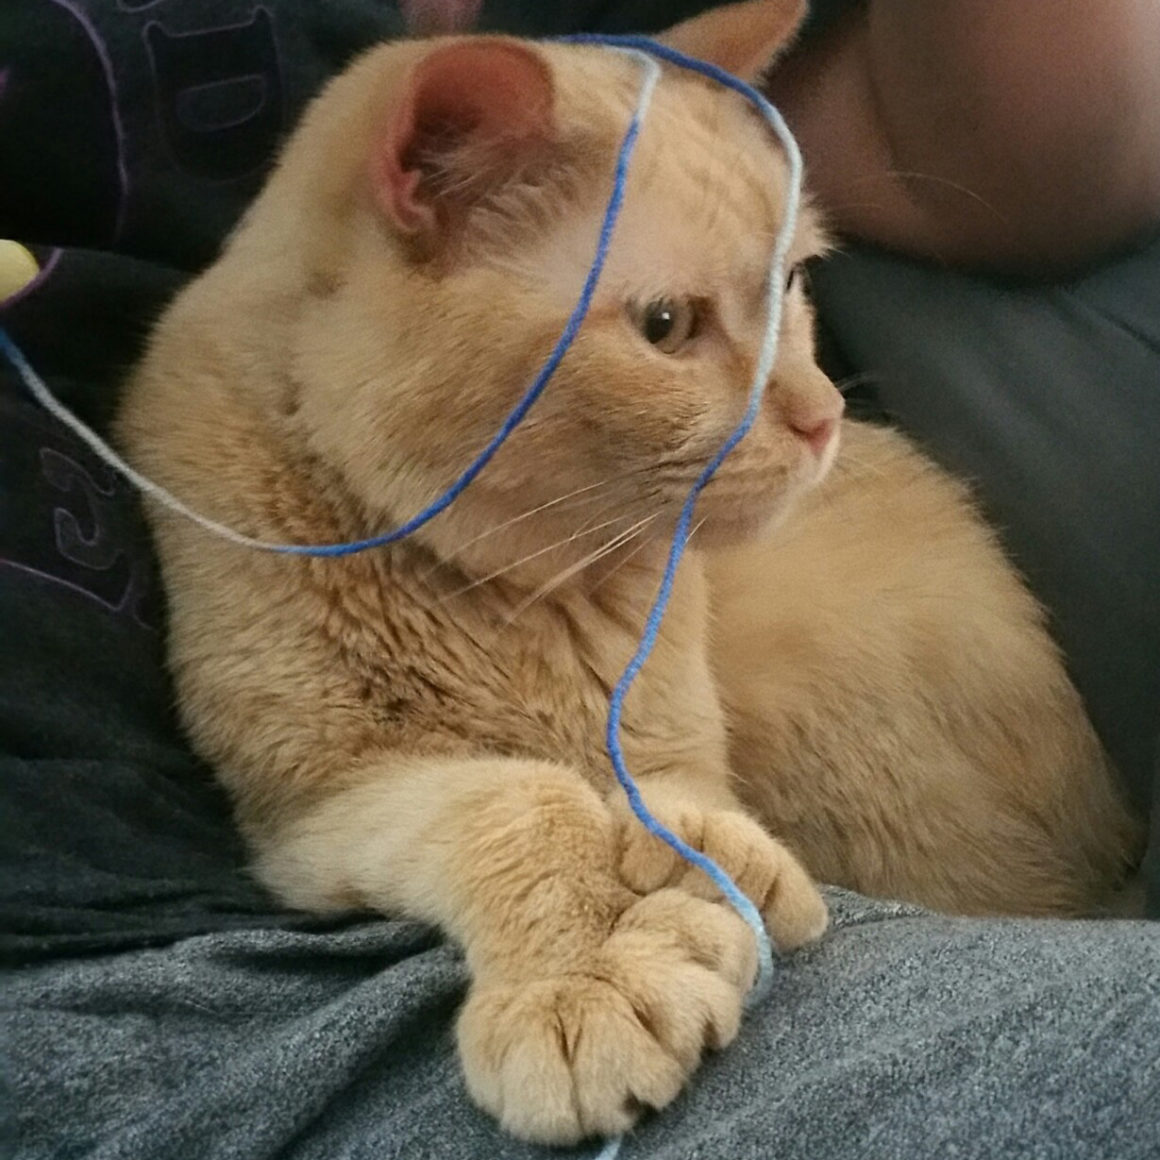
left=708, top=420, right=1139, bottom=916
left=116, top=15, right=1138, bottom=1144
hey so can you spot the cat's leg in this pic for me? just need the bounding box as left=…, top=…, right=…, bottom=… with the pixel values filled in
left=606, top=775, right=829, bottom=951
left=252, top=754, right=762, bottom=1146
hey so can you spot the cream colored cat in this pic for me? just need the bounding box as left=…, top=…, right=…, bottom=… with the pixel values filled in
left=116, top=3, right=1138, bottom=1146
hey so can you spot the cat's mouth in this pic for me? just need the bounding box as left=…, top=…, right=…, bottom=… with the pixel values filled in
left=674, top=443, right=837, bottom=548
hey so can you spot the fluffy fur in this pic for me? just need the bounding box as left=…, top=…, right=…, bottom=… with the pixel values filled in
left=709, top=420, right=1137, bottom=916
left=117, top=4, right=1138, bottom=1144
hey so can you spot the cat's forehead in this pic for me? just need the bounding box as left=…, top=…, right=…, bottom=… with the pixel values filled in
left=486, top=50, right=824, bottom=305
left=609, top=76, right=824, bottom=290
left=549, top=47, right=815, bottom=246
left=661, top=80, right=807, bottom=219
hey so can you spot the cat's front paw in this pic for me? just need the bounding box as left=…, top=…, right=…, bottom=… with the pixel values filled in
left=612, top=790, right=828, bottom=951
left=457, top=889, right=755, bottom=1145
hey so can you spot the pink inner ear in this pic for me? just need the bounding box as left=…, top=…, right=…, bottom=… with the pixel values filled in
left=375, top=41, right=553, bottom=236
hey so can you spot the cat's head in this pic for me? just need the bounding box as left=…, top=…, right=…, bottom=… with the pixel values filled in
left=229, top=0, right=840, bottom=583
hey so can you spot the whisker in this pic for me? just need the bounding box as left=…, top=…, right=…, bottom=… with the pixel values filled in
left=424, top=463, right=663, bottom=580
left=586, top=523, right=661, bottom=596
left=685, top=516, right=709, bottom=545
left=817, top=199, right=893, bottom=216
left=832, top=449, right=890, bottom=480
left=422, top=478, right=619, bottom=580
left=441, top=512, right=636, bottom=600
left=500, top=513, right=659, bottom=628
left=833, top=372, right=880, bottom=396
left=881, top=169, right=1008, bottom=223
left=841, top=169, right=1007, bottom=223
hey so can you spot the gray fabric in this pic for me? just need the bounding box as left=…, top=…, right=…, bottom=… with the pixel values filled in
left=4, top=4, right=1158, bottom=1158
left=809, top=235, right=1160, bottom=914
left=479, top=0, right=854, bottom=39
left=6, top=890, right=1160, bottom=1159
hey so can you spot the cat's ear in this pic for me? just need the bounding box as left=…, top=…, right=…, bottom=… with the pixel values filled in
left=372, top=40, right=554, bottom=245
left=660, top=0, right=808, bottom=82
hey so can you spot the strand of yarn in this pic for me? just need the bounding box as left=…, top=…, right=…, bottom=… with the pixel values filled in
left=560, top=39, right=804, bottom=1160
left=567, top=36, right=802, bottom=1007
left=0, top=58, right=660, bottom=558
left=0, top=43, right=803, bottom=1160
left=595, top=1136, right=624, bottom=1160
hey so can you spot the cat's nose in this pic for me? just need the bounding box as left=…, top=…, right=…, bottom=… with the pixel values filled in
left=782, top=383, right=844, bottom=458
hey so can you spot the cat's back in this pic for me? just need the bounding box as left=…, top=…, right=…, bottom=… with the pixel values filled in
left=707, top=420, right=1140, bottom=915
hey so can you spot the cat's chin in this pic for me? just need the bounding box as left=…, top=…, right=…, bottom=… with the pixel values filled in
left=684, top=435, right=838, bottom=549
left=690, top=463, right=824, bottom=550
left=692, top=500, right=799, bottom=550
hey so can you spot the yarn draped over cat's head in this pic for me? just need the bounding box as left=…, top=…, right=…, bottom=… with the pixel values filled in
left=193, top=0, right=841, bottom=585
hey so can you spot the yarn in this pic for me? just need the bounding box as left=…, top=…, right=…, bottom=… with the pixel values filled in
left=0, top=60, right=657, bottom=558
left=565, top=35, right=802, bottom=1016
left=0, top=36, right=803, bottom=1154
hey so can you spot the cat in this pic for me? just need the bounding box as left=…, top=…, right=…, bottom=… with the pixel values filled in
left=116, top=1, right=1139, bottom=1145
left=708, top=418, right=1139, bottom=916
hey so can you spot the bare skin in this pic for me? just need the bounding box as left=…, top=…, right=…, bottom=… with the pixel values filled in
left=762, top=0, right=1160, bottom=273
left=404, top=2, right=1160, bottom=273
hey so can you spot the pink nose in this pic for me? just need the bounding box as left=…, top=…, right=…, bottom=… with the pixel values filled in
left=790, top=416, right=838, bottom=458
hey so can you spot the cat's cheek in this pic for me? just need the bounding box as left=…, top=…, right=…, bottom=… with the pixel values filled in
left=700, top=445, right=832, bottom=546
left=690, top=518, right=770, bottom=551
left=688, top=492, right=796, bottom=549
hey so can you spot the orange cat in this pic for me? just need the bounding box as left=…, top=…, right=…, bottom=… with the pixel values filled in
left=117, top=3, right=1137, bottom=1144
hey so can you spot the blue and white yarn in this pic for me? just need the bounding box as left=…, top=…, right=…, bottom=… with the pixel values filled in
left=0, top=35, right=803, bottom=1160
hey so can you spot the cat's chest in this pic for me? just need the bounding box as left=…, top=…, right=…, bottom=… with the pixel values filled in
left=353, top=555, right=727, bottom=788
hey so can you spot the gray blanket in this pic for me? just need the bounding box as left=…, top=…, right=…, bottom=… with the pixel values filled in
left=2, top=2, right=1158, bottom=1157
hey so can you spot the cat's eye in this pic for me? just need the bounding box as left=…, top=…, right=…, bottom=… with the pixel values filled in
left=636, top=298, right=699, bottom=354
